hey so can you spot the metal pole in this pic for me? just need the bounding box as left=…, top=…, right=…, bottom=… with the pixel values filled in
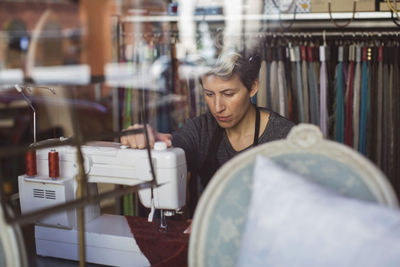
left=4, top=181, right=155, bottom=227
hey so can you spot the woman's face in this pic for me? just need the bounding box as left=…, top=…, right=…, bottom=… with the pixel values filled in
left=201, top=74, right=257, bottom=129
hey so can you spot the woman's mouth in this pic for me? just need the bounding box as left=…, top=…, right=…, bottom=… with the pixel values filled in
left=216, top=116, right=231, bottom=122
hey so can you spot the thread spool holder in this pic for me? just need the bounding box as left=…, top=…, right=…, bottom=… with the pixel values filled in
left=14, top=85, right=55, bottom=145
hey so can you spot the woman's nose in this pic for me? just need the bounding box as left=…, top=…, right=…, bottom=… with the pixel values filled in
left=214, top=97, right=225, bottom=113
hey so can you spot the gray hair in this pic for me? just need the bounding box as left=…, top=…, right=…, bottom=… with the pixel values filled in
left=205, top=50, right=242, bottom=79
left=202, top=49, right=261, bottom=91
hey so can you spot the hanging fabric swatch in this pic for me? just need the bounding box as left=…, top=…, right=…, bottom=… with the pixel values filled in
left=144, top=43, right=157, bottom=127
left=246, top=35, right=400, bottom=198
left=266, top=47, right=272, bottom=109
left=312, top=46, right=321, bottom=94
left=270, top=47, right=279, bottom=114
left=344, top=45, right=355, bottom=147
left=352, top=46, right=362, bottom=151
left=359, top=46, right=369, bottom=155
left=132, top=42, right=142, bottom=125
left=335, top=46, right=345, bottom=143
left=294, top=46, right=305, bottom=122
left=383, top=45, right=391, bottom=173
left=171, top=42, right=189, bottom=129
left=368, top=47, right=377, bottom=161
left=284, top=46, right=293, bottom=120
left=367, top=47, right=377, bottom=162
left=289, top=46, right=299, bottom=122
left=307, top=45, right=320, bottom=125
left=301, top=45, right=310, bottom=123
left=157, top=43, right=172, bottom=133
left=186, top=72, right=196, bottom=118
left=123, top=42, right=137, bottom=217
left=319, top=45, right=328, bottom=136
left=257, top=51, right=268, bottom=108
left=390, top=46, right=397, bottom=180
left=376, top=45, right=384, bottom=168
left=382, top=46, right=391, bottom=173
left=393, top=46, right=400, bottom=184
left=277, top=47, right=288, bottom=117
left=196, top=77, right=208, bottom=116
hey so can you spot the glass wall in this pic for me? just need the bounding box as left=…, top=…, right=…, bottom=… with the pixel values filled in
left=0, top=1, right=399, bottom=265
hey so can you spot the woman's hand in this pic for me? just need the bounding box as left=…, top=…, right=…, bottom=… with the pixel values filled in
left=120, top=124, right=172, bottom=149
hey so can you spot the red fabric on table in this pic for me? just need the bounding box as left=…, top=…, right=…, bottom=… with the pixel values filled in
left=125, top=216, right=190, bottom=267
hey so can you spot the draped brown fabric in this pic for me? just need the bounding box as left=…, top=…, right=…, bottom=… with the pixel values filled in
left=125, top=216, right=190, bottom=267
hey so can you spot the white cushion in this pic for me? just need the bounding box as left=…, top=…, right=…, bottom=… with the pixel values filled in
left=237, top=155, right=400, bottom=267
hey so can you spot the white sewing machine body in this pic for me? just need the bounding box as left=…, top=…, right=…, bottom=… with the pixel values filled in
left=18, top=140, right=187, bottom=267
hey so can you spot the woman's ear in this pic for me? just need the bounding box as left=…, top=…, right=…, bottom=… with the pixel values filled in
left=249, top=79, right=259, bottom=98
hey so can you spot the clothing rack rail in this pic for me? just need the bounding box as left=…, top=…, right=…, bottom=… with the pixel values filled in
left=250, top=30, right=400, bottom=38
left=117, top=30, right=400, bottom=39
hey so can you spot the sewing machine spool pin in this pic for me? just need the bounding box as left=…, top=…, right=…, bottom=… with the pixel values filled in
left=14, top=84, right=56, bottom=145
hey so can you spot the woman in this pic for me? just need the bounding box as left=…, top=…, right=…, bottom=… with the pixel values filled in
left=121, top=49, right=295, bottom=220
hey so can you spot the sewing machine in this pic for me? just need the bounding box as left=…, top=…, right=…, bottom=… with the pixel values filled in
left=18, top=139, right=187, bottom=267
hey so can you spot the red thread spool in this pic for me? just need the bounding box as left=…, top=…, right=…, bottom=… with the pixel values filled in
left=48, top=149, right=60, bottom=179
left=25, top=150, right=37, bottom=177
